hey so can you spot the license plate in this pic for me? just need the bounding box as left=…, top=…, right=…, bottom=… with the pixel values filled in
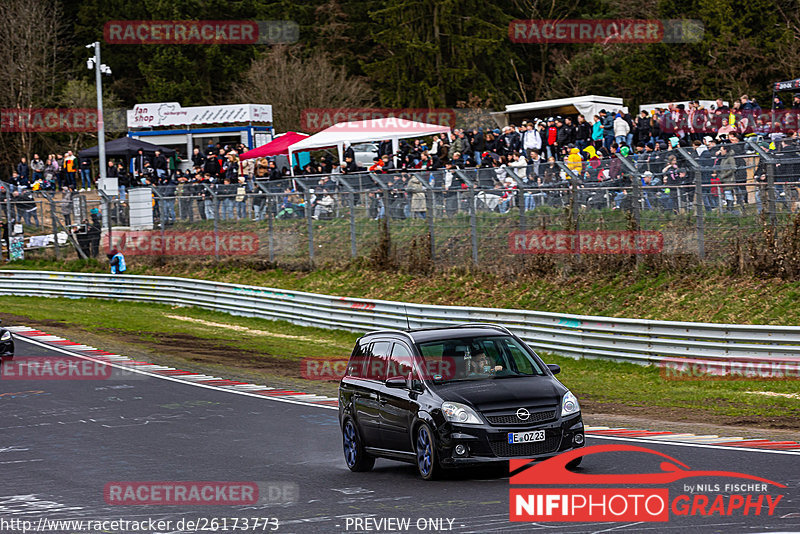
left=508, top=430, right=545, bottom=444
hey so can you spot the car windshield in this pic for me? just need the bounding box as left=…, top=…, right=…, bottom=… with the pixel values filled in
left=417, top=335, right=546, bottom=382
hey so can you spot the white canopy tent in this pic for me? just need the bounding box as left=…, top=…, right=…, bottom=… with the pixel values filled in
left=287, top=118, right=451, bottom=175
left=492, top=95, right=627, bottom=126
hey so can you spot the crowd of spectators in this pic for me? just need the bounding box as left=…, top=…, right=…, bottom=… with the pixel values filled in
left=5, top=93, right=800, bottom=228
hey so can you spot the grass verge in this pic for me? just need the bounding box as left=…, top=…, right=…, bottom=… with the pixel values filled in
left=1, top=296, right=797, bottom=431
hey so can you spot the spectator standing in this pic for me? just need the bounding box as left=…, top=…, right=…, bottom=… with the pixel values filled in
left=191, top=147, right=204, bottom=168
left=713, top=144, right=737, bottom=211
left=613, top=113, right=630, bottom=146
left=591, top=115, right=603, bottom=148
left=471, top=128, right=485, bottom=164
left=575, top=115, right=591, bottom=151
left=521, top=121, right=541, bottom=160
left=152, top=150, right=167, bottom=180
left=555, top=119, right=571, bottom=157
left=635, top=111, right=652, bottom=146
left=64, top=151, right=78, bottom=189
left=16, top=157, right=29, bottom=186
left=78, top=155, right=92, bottom=191
left=544, top=118, right=558, bottom=159
left=601, top=110, right=615, bottom=149
left=235, top=176, right=249, bottom=219
left=30, top=155, right=44, bottom=184
left=406, top=174, right=426, bottom=219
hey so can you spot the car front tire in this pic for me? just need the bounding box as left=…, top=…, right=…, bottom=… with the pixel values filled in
left=342, top=419, right=374, bottom=472
left=415, top=423, right=440, bottom=480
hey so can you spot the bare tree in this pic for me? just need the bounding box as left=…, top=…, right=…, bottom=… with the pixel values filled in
left=0, top=0, right=63, bottom=163
left=58, top=80, right=123, bottom=152
left=232, top=46, right=375, bottom=132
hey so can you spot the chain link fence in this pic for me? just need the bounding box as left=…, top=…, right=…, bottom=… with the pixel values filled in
left=3, top=138, right=800, bottom=275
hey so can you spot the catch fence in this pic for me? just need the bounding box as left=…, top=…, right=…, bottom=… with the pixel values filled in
left=2, top=138, right=799, bottom=272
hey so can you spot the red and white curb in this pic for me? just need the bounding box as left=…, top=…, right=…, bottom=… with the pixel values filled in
left=6, top=326, right=800, bottom=453
left=6, top=326, right=339, bottom=409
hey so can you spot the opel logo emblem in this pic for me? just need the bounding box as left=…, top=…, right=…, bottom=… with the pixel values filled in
left=516, top=408, right=530, bottom=421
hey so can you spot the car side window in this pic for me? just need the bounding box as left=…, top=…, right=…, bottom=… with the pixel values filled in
left=364, top=341, right=391, bottom=381
left=506, top=342, right=533, bottom=374
left=345, top=341, right=368, bottom=378
left=387, top=342, right=415, bottom=379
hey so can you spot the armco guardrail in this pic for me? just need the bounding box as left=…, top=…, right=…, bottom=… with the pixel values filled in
left=0, top=270, right=798, bottom=365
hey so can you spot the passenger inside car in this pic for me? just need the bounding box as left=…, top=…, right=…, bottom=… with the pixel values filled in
left=468, top=349, right=503, bottom=377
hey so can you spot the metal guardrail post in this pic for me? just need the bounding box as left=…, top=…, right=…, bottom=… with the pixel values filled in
left=348, top=192, right=357, bottom=259
left=518, top=180, right=526, bottom=231
left=304, top=188, right=314, bottom=266
left=469, top=185, right=478, bottom=266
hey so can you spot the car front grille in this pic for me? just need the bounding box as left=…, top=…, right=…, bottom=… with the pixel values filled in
left=489, top=433, right=561, bottom=457
left=484, top=410, right=556, bottom=426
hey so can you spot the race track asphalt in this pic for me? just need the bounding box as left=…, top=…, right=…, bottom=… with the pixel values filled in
left=1, top=336, right=797, bottom=534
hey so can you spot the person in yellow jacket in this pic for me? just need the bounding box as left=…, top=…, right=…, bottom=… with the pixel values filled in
left=566, top=147, right=583, bottom=175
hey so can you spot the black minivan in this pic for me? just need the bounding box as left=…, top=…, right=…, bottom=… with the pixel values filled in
left=338, top=324, right=584, bottom=480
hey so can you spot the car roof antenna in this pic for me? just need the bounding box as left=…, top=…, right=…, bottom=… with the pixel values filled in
left=404, top=305, right=411, bottom=331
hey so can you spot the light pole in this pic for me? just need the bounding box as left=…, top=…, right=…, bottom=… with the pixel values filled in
left=86, top=42, right=112, bottom=190
left=86, top=42, right=113, bottom=253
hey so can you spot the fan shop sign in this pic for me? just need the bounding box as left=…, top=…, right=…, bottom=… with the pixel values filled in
left=110, top=231, right=258, bottom=256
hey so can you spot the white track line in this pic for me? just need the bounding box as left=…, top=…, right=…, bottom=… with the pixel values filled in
left=15, top=335, right=338, bottom=411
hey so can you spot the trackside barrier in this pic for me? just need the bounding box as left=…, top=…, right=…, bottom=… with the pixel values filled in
left=0, top=270, right=798, bottom=366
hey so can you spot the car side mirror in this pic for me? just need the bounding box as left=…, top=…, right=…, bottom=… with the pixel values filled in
left=385, top=376, right=407, bottom=389
left=547, top=364, right=561, bottom=375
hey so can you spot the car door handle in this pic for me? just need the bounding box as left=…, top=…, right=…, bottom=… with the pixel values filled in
left=379, top=398, right=388, bottom=405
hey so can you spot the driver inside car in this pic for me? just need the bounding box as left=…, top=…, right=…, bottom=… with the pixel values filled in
left=468, top=350, right=503, bottom=376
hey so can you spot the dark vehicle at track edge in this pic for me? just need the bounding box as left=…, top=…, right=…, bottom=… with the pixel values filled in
left=0, top=320, right=14, bottom=358
left=339, top=324, right=584, bottom=480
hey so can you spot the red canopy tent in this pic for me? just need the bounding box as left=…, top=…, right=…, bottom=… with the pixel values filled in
left=239, top=131, right=309, bottom=160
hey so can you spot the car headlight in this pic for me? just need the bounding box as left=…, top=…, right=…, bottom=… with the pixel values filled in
left=561, top=391, right=580, bottom=417
left=442, top=401, right=483, bottom=425
left=0, top=331, right=10, bottom=341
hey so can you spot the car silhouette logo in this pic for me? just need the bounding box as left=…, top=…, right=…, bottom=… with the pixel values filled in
left=510, top=444, right=787, bottom=487
left=516, top=408, right=530, bottom=421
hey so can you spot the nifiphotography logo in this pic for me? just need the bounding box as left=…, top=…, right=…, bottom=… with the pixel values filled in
left=509, top=444, right=785, bottom=522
